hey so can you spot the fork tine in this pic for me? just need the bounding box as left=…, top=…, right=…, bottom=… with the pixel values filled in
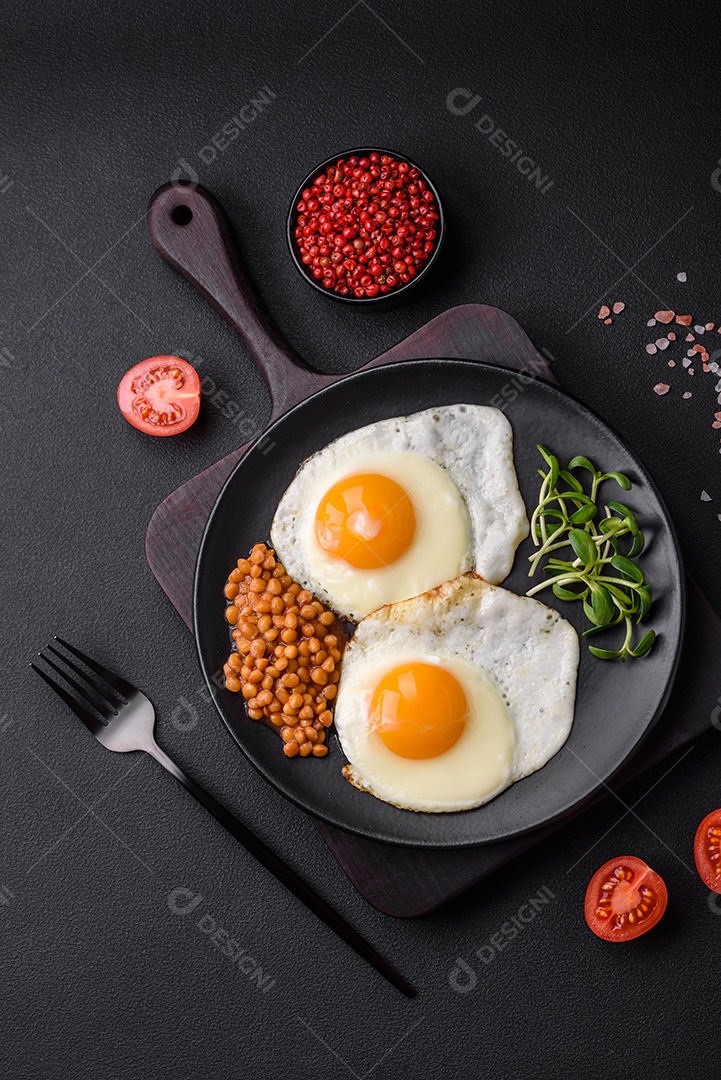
left=39, top=651, right=117, bottom=721
left=45, top=644, right=122, bottom=709
left=31, top=663, right=104, bottom=735
left=54, top=636, right=133, bottom=701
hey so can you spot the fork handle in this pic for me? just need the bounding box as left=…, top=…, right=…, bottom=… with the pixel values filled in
left=146, top=741, right=414, bottom=997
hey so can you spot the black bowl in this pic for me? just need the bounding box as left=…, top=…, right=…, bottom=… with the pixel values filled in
left=286, top=146, right=446, bottom=306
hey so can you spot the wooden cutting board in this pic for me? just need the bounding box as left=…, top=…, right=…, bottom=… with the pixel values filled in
left=146, top=303, right=720, bottom=916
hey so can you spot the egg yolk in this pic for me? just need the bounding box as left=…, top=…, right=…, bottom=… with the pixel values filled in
left=369, top=662, right=468, bottom=759
left=314, top=473, right=416, bottom=569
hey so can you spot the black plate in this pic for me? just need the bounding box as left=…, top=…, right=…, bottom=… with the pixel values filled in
left=194, top=360, right=685, bottom=848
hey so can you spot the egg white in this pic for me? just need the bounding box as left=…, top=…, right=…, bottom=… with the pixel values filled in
left=270, top=404, right=529, bottom=621
left=334, top=573, right=579, bottom=813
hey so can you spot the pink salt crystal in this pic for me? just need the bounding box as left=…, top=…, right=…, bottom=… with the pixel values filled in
left=604, top=318, right=613, bottom=325
left=683, top=392, right=692, bottom=399
left=668, top=360, right=676, bottom=367
left=668, top=332, right=676, bottom=340
left=685, top=333, right=694, bottom=341
left=647, top=319, right=656, bottom=327
left=598, top=305, right=610, bottom=319
left=656, top=338, right=669, bottom=350
left=613, top=302, right=625, bottom=314
left=707, top=323, right=715, bottom=331
left=646, top=343, right=657, bottom=354
left=655, top=311, right=675, bottom=323
left=654, top=383, right=670, bottom=395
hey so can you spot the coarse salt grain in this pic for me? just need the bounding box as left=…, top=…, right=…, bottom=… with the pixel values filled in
left=598, top=305, right=610, bottom=319
left=695, top=325, right=706, bottom=334
left=646, top=344, right=657, bottom=355
left=685, top=333, right=694, bottom=341
left=677, top=272, right=687, bottom=282
left=706, top=323, right=715, bottom=331
left=654, top=383, right=670, bottom=395
left=683, top=392, right=692, bottom=399
left=701, top=491, right=712, bottom=501
left=656, top=338, right=669, bottom=350
left=647, top=319, right=656, bottom=327
left=675, top=314, right=692, bottom=326
left=655, top=310, right=675, bottom=323
left=604, top=318, right=612, bottom=325
left=613, top=302, right=625, bottom=314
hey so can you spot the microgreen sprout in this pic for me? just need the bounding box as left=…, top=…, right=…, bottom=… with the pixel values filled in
left=527, top=446, right=656, bottom=661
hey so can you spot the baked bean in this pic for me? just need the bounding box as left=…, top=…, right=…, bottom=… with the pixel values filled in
left=223, top=543, right=346, bottom=762
left=312, top=745, right=328, bottom=757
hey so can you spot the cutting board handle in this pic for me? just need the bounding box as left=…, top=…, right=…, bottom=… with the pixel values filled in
left=147, top=183, right=333, bottom=418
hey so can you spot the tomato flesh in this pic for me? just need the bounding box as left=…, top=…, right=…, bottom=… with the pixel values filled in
left=584, top=855, right=667, bottom=941
left=694, top=810, right=721, bottom=893
left=117, top=355, right=201, bottom=436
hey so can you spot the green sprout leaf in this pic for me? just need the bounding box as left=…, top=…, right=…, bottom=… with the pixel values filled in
left=527, top=446, right=654, bottom=662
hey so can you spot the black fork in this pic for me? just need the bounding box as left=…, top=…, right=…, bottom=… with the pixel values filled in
left=32, top=637, right=415, bottom=998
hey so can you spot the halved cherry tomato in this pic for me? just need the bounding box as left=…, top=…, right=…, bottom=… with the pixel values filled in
left=117, top=355, right=201, bottom=436
left=694, top=810, right=721, bottom=893
left=584, top=855, right=668, bottom=941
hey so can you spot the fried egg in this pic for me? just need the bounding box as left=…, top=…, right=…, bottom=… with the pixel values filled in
left=334, top=574, right=579, bottom=812
left=270, top=405, right=529, bottom=621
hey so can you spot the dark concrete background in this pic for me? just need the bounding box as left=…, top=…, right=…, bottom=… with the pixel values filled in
left=2, top=2, right=720, bottom=1077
